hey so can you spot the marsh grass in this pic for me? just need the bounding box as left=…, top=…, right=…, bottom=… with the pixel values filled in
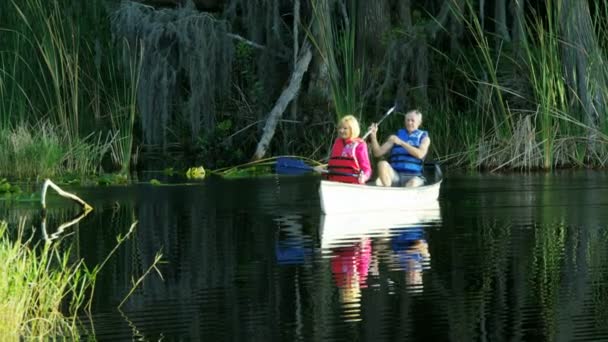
left=429, top=0, right=608, bottom=170
left=309, top=0, right=362, bottom=120
left=0, top=219, right=89, bottom=339
left=0, top=121, right=113, bottom=179
left=0, top=0, right=131, bottom=179
left=107, top=40, right=143, bottom=175
left=0, top=122, right=64, bottom=179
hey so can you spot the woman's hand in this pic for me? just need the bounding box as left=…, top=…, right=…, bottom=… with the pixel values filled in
left=313, top=165, right=325, bottom=173
left=358, top=172, right=366, bottom=184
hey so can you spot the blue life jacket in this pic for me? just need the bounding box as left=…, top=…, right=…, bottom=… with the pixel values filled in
left=389, top=129, right=428, bottom=174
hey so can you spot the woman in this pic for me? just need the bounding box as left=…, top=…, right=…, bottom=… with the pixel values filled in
left=316, top=115, right=372, bottom=184
left=368, top=109, right=430, bottom=187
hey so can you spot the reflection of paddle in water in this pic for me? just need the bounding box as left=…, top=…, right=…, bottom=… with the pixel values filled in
left=330, top=237, right=372, bottom=322
left=390, top=227, right=430, bottom=293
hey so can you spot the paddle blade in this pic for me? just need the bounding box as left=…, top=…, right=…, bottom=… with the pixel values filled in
left=275, top=157, right=314, bottom=175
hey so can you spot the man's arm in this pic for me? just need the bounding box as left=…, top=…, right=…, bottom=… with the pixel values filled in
left=391, top=136, right=430, bottom=159
left=368, top=123, right=394, bottom=157
left=370, top=135, right=394, bottom=157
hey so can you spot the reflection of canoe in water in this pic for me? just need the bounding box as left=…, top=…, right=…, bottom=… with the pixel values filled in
left=319, top=163, right=443, bottom=214
left=319, top=201, right=441, bottom=249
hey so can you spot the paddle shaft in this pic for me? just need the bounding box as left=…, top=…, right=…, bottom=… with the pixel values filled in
left=362, top=105, right=396, bottom=140
left=319, top=169, right=359, bottom=178
left=275, top=157, right=358, bottom=178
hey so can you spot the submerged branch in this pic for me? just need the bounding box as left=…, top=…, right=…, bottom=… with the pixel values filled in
left=41, top=179, right=93, bottom=212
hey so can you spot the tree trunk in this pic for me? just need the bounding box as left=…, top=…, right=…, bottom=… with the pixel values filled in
left=395, top=0, right=412, bottom=28
left=494, top=0, right=510, bottom=42
left=510, top=0, right=526, bottom=49
left=559, top=0, right=604, bottom=147
left=252, top=42, right=312, bottom=160
left=358, top=0, right=391, bottom=64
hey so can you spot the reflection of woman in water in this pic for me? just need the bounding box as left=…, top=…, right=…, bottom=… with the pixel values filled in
left=391, top=227, right=430, bottom=292
left=330, top=238, right=372, bottom=310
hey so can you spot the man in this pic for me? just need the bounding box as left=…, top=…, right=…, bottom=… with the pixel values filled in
left=368, top=109, right=430, bottom=187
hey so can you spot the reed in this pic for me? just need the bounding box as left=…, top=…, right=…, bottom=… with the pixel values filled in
left=520, top=2, right=566, bottom=169
left=11, top=0, right=82, bottom=144
left=452, top=0, right=513, bottom=138
left=0, top=121, right=112, bottom=179
left=309, top=0, right=362, bottom=120
left=427, top=0, right=608, bottom=170
left=0, top=219, right=89, bottom=339
left=107, top=40, right=143, bottom=175
left=0, top=122, right=64, bottom=179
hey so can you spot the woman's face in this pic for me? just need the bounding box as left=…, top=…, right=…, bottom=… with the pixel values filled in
left=405, top=113, right=421, bottom=133
left=338, top=123, right=351, bottom=139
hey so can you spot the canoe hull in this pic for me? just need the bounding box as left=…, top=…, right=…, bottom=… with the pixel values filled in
left=319, top=203, right=441, bottom=249
left=319, top=163, right=442, bottom=214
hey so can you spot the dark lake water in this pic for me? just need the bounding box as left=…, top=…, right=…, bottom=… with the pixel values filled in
left=3, top=170, right=608, bottom=341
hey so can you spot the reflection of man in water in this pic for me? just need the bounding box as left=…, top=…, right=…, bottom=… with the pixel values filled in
left=391, top=227, right=430, bottom=292
left=330, top=238, right=372, bottom=311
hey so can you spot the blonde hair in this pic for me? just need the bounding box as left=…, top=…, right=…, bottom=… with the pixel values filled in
left=339, top=115, right=361, bottom=138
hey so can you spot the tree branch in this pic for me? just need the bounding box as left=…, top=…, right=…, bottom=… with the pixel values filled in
left=252, top=41, right=312, bottom=160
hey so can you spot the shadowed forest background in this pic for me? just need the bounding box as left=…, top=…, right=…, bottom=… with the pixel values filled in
left=2, top=0, right=608, bottom=179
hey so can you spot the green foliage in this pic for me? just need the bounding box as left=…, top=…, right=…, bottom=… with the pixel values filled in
left=0, top=220, right=90, bottom=339
left=97, top=173, right=128, bottom=186
left=309, top=0, right=363, bottom=120
left=0, top=123, right=64, bottom=179
left=0, top=0, right=135, bottom=180
left=0, top=179, right=21, bottom=194
left=197, top=119, right=246, bottom=169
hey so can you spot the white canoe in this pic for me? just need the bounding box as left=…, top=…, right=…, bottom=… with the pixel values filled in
left=319, top=201, right=441, bottom=249
left=319, top=163, right=443, bottom=214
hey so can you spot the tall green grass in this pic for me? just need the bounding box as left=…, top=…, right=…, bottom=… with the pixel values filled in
left=425, top=0, right=608, bottom=170
left=309, top=0, right=362, bottom=120
left=0, top=121, right=112, bottom=179
left=106, top=40, right=143, bottom=175
left=521, top=1, right=567, bottom=169
left=0, top=0, right=136, bottom=179
left=0, top=219, right=89, bottom=339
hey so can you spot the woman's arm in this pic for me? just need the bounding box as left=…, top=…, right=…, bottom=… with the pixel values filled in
left=355, top=142, right=372, bottom=183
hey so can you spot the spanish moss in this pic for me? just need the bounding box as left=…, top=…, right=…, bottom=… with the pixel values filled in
left=111, top=1, right=234, bottom=147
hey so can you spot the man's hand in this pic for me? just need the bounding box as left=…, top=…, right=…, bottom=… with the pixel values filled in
left=389, top=135, right=408, bottom=147
left=368, top=123, right=379, bottom=139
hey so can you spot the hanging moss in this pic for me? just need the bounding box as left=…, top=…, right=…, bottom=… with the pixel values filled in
left=223, top=0, right=292, bottom=109
left=111, top=1, right=234, bottom=147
